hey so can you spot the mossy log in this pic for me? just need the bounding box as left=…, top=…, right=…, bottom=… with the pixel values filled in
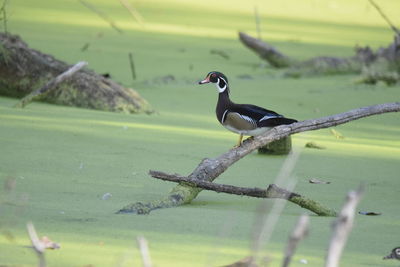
left=239, top=32, right=400, bottom=84
left=118, top=102, right=400, bottom=216
left=0, top=33, right=152, bottom=113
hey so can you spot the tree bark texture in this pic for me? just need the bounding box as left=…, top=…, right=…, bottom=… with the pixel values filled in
left=0, top=33, right=153, bottom=113
left=118, top=102, right=400, bottom=216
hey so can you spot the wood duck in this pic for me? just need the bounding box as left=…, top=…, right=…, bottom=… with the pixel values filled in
left=198, top=71, right=297, bottom=147
left=383, top=247, right=400, bottom=260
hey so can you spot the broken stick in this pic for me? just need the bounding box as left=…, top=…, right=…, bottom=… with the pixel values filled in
left=15, top=61, right=88, bottom=108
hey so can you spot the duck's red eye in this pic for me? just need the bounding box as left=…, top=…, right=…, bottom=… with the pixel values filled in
left=212, top=74, right=216, bottom=77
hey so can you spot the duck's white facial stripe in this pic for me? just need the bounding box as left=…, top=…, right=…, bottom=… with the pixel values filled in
left=216, top=77, right=227, bottom=93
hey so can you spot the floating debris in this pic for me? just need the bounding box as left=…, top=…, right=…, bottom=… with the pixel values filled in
left=305, top=141, right=326, bottom=149
left=309, top=178, right=331, bottom=184
left=41, top=236, right=61, bottom=250
left=330, top=129, right=345, bottom=139
left=102, top=192, right=112, bottom=200
left=210, top=49, right=230, bottom=60
left=358, top=211, right=381, bottom=216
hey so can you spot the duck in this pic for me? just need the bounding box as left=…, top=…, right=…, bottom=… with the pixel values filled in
left=198, top=71, right=297, bottom=147
left=383, top=247, right=400, bottom=260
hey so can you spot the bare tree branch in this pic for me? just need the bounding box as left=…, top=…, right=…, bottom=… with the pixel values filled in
left=149, top=170, right=299, bottom=199
left=118, top=0, right=145, bottom=27
left=118, top=102, right=400, bottom=215
left=79, top=0, right=123, bottom=34
left=325, top=186, right=364, bottom=267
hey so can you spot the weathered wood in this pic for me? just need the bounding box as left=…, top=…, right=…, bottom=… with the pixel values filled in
left=0, top=33, right=152, bottom=113
left=118, top=102, right=400, bottom=215
left=15, top=61, right=88, bottom=108
left=325, top=186, right=364, bottom=267
left=239, top=32, right=292, bottom=68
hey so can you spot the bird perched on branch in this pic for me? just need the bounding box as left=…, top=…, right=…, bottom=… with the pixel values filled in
left=198, top=71, right=297, bottom=147
left=383, top=247, right=400, bottom=260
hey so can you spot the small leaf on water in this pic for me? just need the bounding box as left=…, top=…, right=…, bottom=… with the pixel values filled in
left=358, top=211, right=382, bottom=216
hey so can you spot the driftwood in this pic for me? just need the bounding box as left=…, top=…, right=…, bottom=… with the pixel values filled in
left=118, top=102, right=400, bottom=216
left=0, top=33, right=152, bottom=113
left=325, top=186, right=364, bottom=267
left=239, top=32, right=400, bottom=84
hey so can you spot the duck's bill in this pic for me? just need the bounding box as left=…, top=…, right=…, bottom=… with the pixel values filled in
left=198, top=77, right=210, bottom=84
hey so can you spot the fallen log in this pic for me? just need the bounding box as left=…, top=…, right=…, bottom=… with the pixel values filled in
left=118, top=102, right=400, bottom=216
left=239, top=31, right=400, bottom=84
left=0, top=33, right=152, bottom=113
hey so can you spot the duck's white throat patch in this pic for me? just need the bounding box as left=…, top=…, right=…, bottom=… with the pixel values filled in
left=216, top=77, right=227, bottom=93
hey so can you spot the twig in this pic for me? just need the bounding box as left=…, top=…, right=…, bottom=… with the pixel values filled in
left=325, top=186, right=364, bottom=267
left=282, top=214, right=310, bottom=267
left=118, top=0, right=145, bottom=27
left=0, top=0, right=8, bottom=33
left=368, top=0, right=400, bottom=36
left=136, top=236, right=152, bottom=267
left=15, top=61, right=88, bottom=108
left=26, top=222, right=46, bottom=267
left=79, top=0, right=123, bottom=34
left=254, top=5, right=262, bottom=40
left=128, top=52, right=136, bottom=81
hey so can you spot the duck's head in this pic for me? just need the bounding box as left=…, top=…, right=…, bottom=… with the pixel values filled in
left=199, top=71, right=229, bottom=93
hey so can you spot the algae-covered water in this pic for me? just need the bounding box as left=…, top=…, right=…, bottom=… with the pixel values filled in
left=1, top=0, right=400, bottom=266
